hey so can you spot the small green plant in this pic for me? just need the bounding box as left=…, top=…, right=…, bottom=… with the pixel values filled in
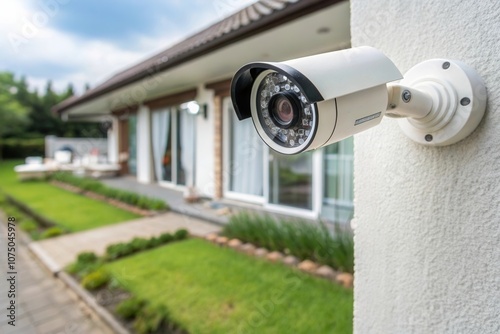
left=134, top=304, right=186, bottom=334
left=174, top=229, right=189, bottom=241
left=105, top=242, right=135, bottom=260
left=19, top=220, right=38, bottom=233
left=159, top=232, right=174, bottom=244
left=77, top=251, right=99, bottom=264
left=81, top=269, right=110, bottom=290
left=40, top=226, right=65, bottom=239
left=130, top=238, right=150, bottom=252
left=147, top=237, right=162, bottom=248
left=68, top=251, right=101, bottom=278
left=115, top=297, right=147, bottom=320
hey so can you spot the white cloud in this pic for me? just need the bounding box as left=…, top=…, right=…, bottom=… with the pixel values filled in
left=0, top=0, right=259, bottom=95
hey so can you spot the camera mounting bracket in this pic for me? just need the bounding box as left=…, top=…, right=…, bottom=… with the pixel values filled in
left=386, top=59, right=487, bottom=146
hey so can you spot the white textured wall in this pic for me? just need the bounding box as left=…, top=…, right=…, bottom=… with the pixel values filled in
left=351, top=1, right=500, bottom=333
left=195, top=85, right=215, bottom=197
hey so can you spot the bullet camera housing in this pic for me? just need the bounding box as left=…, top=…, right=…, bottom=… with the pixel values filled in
left=231, top=46, right=403, bottom=154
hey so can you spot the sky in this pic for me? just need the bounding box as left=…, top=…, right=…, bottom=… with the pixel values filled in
left=0, top=0, right=256, bottom=94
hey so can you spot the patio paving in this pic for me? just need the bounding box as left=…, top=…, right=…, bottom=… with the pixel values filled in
left=29, top=211, right=221, bottom=274
left=101, top=176, right=231, bottom=225
left=0, top=220, right=112, bottom=334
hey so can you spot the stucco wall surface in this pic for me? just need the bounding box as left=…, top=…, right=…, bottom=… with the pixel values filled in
left=350, top=1, right=500, bottom=333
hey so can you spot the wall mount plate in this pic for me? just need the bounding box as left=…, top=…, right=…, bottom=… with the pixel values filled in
left=398, top=59, right=487, bottom=146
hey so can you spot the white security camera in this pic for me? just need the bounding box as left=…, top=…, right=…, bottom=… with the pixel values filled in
left=230, top=46, right=487, bottom=154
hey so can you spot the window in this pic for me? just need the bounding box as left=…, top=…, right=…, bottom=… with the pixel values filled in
left=322, top=137, right=354, bottom=223
left=128, top=115, right=137, bottom=175
left=152, top=107, right=196, bottom=186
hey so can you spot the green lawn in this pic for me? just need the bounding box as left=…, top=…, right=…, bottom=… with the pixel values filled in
left=105, top=239, right=353, bottom=334
left=0, top=160, right=139, bottom=232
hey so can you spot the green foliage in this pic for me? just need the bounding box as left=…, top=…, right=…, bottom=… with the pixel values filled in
left=81, top=269, right=110, bottom=290
left=105, top=242, right=136, bottom=261
left=159, top=233, right=174, bottom=244
left=0, top=138, right=44, bottom=159
left=77, top=251, right=99, bottom=264
left=105, top=239, right=353, bottom=334
left=0, top=71, right=103, bottom=140
left=134, top=304, right=185, bottom=334
left=223, top=212, right=354, bottom=273
left=105, top=229, right=189, bottom=261
left=130, top=238, right=151, bottom=252
left=40, top=226, right=65, bottom=239
left=51, top=172, right=169, bottom=211
left=173, top=229, right=189, bottom=241
left=115, top=297, right=147, bottom=320
left=19, top=219, right=38, bottom=233
left=67, top=252, right=101, bottom=278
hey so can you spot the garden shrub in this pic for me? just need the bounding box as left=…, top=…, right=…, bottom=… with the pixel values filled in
left=130, top=238, right=150, bottom=252
left=147, top=237, right=162, bottom=248
left=105, top=242, right=135, bottom=260
left=174, top=229, right=189, bottom=241
left=81, top=269, right=110, bottom=290
left=115, top=297, right=147, bottom=320
left=67, top=251, right=101, bottom=278
left=159, top=232, right=174, bottom=244
left=51, top=172, right=169, bottom=211
left=40, top=226, right=65, bottom=239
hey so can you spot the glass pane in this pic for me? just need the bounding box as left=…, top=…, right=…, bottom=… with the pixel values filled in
left=128, top=115, right=137, bottom=175
left=228, top=107, right=264, bottom=196
left=152, top=109, right=172, bottom=182
left=269, top=151, right=313, bottom=210
left=323, top=137, right=354, bottom=222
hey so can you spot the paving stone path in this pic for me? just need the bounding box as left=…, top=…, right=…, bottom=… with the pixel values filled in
left=0, top=219, right=112, bottom=334
left=29, top=211, right=221, bottom=274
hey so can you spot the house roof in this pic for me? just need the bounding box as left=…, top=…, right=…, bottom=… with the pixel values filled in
left=54, top=0, right=342, bottom=114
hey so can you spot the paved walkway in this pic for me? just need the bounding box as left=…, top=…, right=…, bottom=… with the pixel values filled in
left=30, top=211, right=221, bottom=273
left=0, top=220, right=112, bottom=334
left=101, top=177, right=230, bottom=225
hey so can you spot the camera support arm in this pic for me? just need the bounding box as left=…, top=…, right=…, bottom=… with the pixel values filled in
left=383, top=59, right=487, bottom=146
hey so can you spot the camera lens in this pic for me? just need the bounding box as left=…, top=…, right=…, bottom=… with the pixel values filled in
left=269, top=92, right=299, bottom=128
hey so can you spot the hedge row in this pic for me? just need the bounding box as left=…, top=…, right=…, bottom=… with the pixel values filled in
left=51, top=172, right=169, bottom=211
left=0, top=138, right=44, bottom=159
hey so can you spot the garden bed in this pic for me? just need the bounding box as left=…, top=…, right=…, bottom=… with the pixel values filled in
left=66, top=233, right=353, bottom=334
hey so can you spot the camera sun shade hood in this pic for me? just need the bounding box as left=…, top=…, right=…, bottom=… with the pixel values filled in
left=230, top=62, right=323, bottom=120
left=230, top=46, right=404, bottom=120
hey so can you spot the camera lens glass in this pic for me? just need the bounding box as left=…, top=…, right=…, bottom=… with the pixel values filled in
left=256, top=72, right=315, bottom=149
left=269, top=93, right=299, bottom=128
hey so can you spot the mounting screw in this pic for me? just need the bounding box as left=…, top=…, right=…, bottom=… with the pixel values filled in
left=402, top=90, right=412, bottom=103
left=460, top=97, right=471, bottom=106
left=442, top=61, right=450, bottom=69
left=425, top=134, right=433, bottom=142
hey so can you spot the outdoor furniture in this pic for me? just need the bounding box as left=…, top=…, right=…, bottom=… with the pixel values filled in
left=14, top=157, right=57, bottom=180
left=84, top=163, right=121, bottom=178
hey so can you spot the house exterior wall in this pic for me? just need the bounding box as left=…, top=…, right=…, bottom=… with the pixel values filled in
left=195, top=85, right=216, bottom=197
left=351, top=1, right=500, bottom=333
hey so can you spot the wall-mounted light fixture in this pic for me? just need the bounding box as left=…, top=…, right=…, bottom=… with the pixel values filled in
left=180, top=101, right=207, bottom=119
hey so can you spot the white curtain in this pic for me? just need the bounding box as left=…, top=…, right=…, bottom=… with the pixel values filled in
left=231, top=117, right=264, bottom=196
left=180, top=112, right=196, bottom=187
left=152, top=109, right=170, bottom=182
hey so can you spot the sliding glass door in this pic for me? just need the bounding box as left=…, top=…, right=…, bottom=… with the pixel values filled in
left=225, top=100, right=264, bottom=202
left=152, top=107, right=196, bottom=187
left=128, top=115, right=137, bottom=176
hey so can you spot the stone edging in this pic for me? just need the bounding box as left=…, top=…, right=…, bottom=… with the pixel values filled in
left=205, top=233, right=354, bottom=288
left=50, top=180, right=156, bottom=217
